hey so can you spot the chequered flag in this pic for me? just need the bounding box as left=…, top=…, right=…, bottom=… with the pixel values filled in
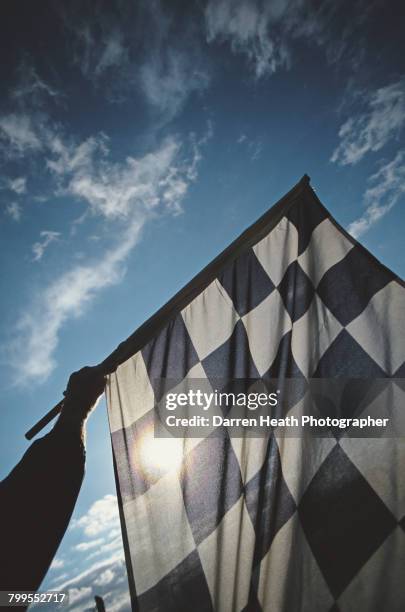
left=106, top=177, right=405, bottom=612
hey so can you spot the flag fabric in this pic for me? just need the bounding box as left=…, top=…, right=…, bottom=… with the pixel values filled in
left=106, top=176, right=405, bottom=612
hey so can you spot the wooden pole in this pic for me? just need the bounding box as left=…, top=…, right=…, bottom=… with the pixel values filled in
left=25, top=400, right=65, bottom=440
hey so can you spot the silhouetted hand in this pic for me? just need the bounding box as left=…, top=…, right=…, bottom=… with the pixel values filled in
left=55, top=366, right=106, bottom=434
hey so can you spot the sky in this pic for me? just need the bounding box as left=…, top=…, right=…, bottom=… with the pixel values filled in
left=0, top=0, right=404, bottom=610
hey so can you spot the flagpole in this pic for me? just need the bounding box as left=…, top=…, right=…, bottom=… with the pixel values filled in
left=25, top=400, right=65, bottom=440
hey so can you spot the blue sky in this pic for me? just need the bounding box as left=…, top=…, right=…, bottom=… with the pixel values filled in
left=0, top=0, right=404, bottom=609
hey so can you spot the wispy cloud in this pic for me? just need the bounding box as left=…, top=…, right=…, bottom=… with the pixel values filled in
left=71, top=494, right=120, bottom=538
left=5, top=202, right=22, bottom=222
left=205, top=0, right=290, bottom=78
left=348, top=151, right=405, bottom=238
left=205, top=0, right=287, bottom=78
left=11, top=61, right=60, bottom=108
left=84, top=534, right=123, bottom=563
left=236, top=132, right=262, bottom=161
left=250, top=140, right=262, bottom=161
left=140, top=47, right=209, bottom=120
left=50, top=558, right=65, bottom=570
left=51, top=134, right=194, bottom=219
left=62, top=1, right=209, bottom=118
left=52, top=554, right=125, bottom=592
left=205, top=0, right=372, bottom=79
left=68, top=587, right=92, bottom=607
left=136, top=2, right=210, bottom=121
left=95, top=29, right=128, bottom=77
left=49, top=4, right=133, bottom=109
left=8, top=177, right=27, bottom=194
left=45, top=494, right=129, bottom=612
left=73, top=25, right=129, bottom=80
left=74, top=538, right=104, bottom=553
left=6, top=123, right=210, bottom=385
left=59, top=2, right=132, bottom=106
left=94, top=569, right=116, bottom=587
left=331, top=79, right=405, bottom=165
left=0, top=113, right=42, bottom=155
left=32, top=231, right=61, bottom=262
left=46, top=555, right=129, bottom=612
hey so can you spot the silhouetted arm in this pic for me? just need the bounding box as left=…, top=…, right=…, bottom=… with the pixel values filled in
left=0, top=367, right=105, bottom=593
left=0, top=426, right=85, bottom=591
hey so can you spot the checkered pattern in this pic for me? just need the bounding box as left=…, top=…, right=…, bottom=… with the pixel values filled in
left=106, top=185, right=405, bottom=612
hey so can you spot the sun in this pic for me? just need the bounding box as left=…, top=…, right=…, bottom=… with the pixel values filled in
left=135, top=425, right=184, bottom=480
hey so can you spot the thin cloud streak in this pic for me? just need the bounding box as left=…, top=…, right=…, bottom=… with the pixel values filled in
left=140, top=48, right=209, bottom=120
left=6, top=124, right=211, bottom=385
left=50, top=558, right=64, bottom=570
left=137, top=1, right=210, bottom=121
left=71, top=494, right=120, bottom=538
left=5, top=202, right=22, bottom=222
left=62, top=6, right=129, bottom=82
left=74, top=538, right=104, bottom=552
left=62, top=1, right=210, bottom=118
left=52, top=554, right=124, bottom=593
left=204, top=0, right=366, bottom=79
left=0, top=113, right=42, bottom=156
left=68, top=587, right=92, bottom=607
left=8, top=177, right=27, bottom=194
left=11, top=62, right=61, bottom=108
left=348, top=151, right=405, bottom=238
left=32, top=231, right=61, bottom=262
left=331, top=79, right=405, bottom=165
left=9, top=219, right=143, bottom=385
left=94, top=29, right=128, bottom=76
left=205, top=0, right=290, bottom=78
